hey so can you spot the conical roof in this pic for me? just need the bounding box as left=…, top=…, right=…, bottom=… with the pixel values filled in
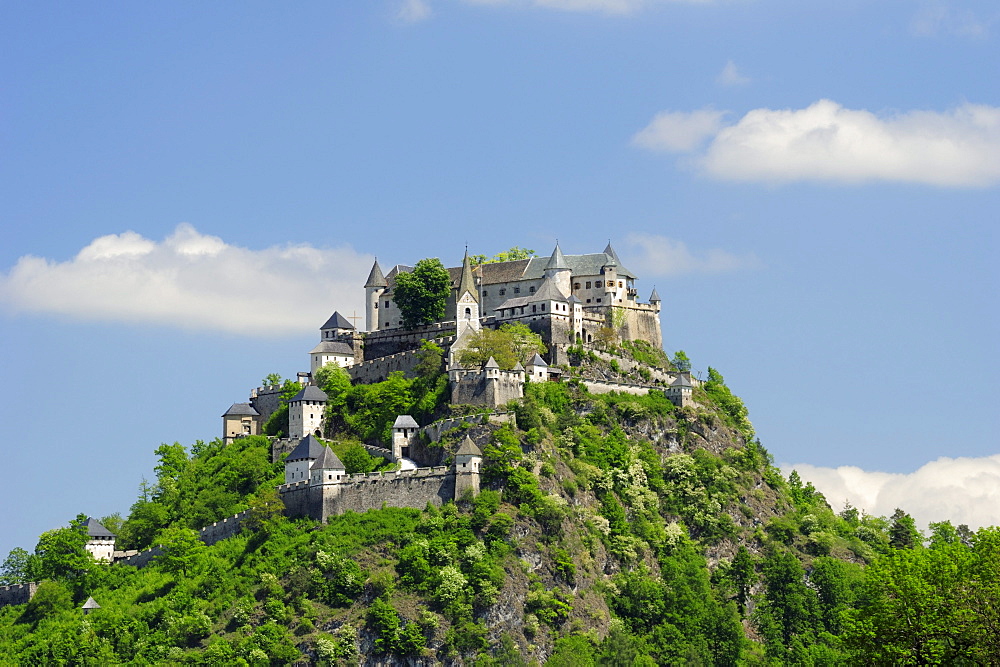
left=82, top=597, right=101, bottom=610
left=455, top=435, right=483, bottom=457
left=393, top=415, right=419, bottom=428
left=287, top=434, right=327, bottom=462
left=321, top=311, right=354, bottom=330
left=512, top=362, right=525, bottom=372
left=310, top=446, right=345, bottom=471
left=457, top=249, right=478, bottom=303
left=484, top=356, right=500, bottom=369
left=365, top=259, right=388, bottom=288
left=649, top=287, right=661, bottom=303
left=532, top=275, right=568, bottom=302
left=291, top=385, right=329, bottom=403
left=544, top=243, right=569, bottom=271
left=604, top=242, right=622, bottom=264
left=84, top=517, right=115, bottom=539
left=671, top=374, right=693, bottom=388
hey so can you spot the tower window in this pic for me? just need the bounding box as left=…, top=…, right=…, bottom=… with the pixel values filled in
left=529, top=286, right=535, bottom=293
left=514, top=287, right=520, bottom=294
left=586, top=281, right=591, bottom=289
left=499, top=289, right=506, bottom=295
left=596, top=281, right=602, bottom=288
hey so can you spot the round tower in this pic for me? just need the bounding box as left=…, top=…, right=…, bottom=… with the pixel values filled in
left=364, top=259, right=388, bottom=332
left=543, top=242, right=572, bottom=296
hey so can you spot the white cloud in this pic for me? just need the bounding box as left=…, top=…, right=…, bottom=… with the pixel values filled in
left=631, top=108, right=726, bottom=152
left=716, top=59, right=751, bottom=87
left=910, top=1, right=994, bottom=38
left=634, top=100, right=1000, bottom=187
left=787, top=454, right=1000, bottom=531
left=0, top=224, right=372, bottom=337
left=397, top=0, right=432, bottom=23
left=623, top=232, right=761, bottom=277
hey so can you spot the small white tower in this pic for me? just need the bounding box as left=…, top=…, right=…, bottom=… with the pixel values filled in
left=392, top=415, right=419, bottom=462
left=222, top=403, right=260, bottom=443
left=365, top=259, right=388, bottom=332
left=284, top=434, right=328, bottom=483
left=288, top=385, right=329, bottom=439
left=310, top=446, right=347, bottom=486
left=454, top=435, right=483, bottom=498
left=83, top=518, right=116, bottom=563
left=543, top=242, right=572, bottom=296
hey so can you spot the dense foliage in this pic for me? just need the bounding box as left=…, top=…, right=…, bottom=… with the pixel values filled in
left=392, top=258, right=451, bottom=328
left=3, top=353, right=998, bottom=664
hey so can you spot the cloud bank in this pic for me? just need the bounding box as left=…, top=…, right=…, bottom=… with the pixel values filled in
left=0, top=224, right=371, bottom=337
left=787, top=454, right=1000, bottom=531
left=633, top=100, right=1000, bottom=187
left=623, top=232, right=761, bottom=277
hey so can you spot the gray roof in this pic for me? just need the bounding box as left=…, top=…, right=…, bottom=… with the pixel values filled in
left=455, top=435, right=483, bottom=457
left=82, top=597, right=101, bottom=610
left=545, top=243, right=569, bottom=271
left=321, top=311, right=354, bottom=330
left=310, top=446, right=345, bottom=471
left=84, top=517, right=115, bottom=539
left=393, top=415, right=419, bottom=428
left=291, top=385, right=329, bottom=403
left=457, top=250, right=478, bottom=303
left=671, top=374, right=693, bottom=388
left=567, top=295, right=582, bottom=304
left=365, top=260, right=387, bottom=288
left=512, top=362, right=524, bottom=372
left=604, top=242, right=622, bottom=264
left=309, top=341, right=354, bottom=355
left=532, top=275, right=568, bottom=302
left=527, top=353, right=548, bottom=367
left=287, top=434, right=327, bottom=461
left=484, top=356, right=500, bottom=369
left=222, top=403, right=259, bottom=418
left=649, top=287, right=661, bottom=302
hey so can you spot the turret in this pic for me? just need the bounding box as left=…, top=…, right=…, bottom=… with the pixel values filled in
left=222, top=403, right=260, bottom=443
left=83, top=517, right=116, bottom=563
left=454, top=435, right=483, bottom=498
left=284, top=434, right=327, bottom=483
left=649, top=286, right=661, bottom=312
left=320, top=311, right=355, bottom=341
left=365, top=259, right=388, bottom=332
left=543, top=242, right=572, bottom=296
left=310, top=446, right=346, bottom=485
left=392, top=415, right=419, bottom=462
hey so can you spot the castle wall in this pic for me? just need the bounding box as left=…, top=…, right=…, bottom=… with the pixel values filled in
left=113, top=509, right=250, bottom=569
left=451, top=373, right=523, bottom=408
left=621, top=304, right=663, bottom=350
left=362, top=323, right=457, bottom=360
left=250, top=385, right=286, bottom=425
left=0, top=583, right=38, bottom=608
left=348, top=334, right=456, bottom=384
left=279, top=468, right=457, bottom=522
left=581, top=379, right=654, bottom=396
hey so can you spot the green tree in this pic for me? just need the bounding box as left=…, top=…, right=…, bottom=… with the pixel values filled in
left=393, top=258, right=451, bottom=328
left=0, top=547, right=35, bottom=585
left=32, top=515, right=95, bottom=582
left=671, top=350, right=691, bottom=372
left=888, top=508, right=921, bottom=549
left=261, top=372, right=283, bottom=386
left=156, top=526, right=205, bottom=576
left=459, top=322, right=546, bottom=369
left=21, top=580, right=73, bottom=623
left=470, top=246, right=536, bottom=265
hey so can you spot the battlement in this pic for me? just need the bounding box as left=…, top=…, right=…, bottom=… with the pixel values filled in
left=0, top=583, right=38, bottom=608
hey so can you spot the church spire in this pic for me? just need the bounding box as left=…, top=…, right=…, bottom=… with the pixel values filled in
left=458, top=248, right=478, bottom=303
left=545, top=242, right=569, bottom=271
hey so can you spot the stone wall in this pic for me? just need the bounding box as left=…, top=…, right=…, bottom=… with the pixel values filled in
left=419, top=411, right=514, bottom=443
left=250, top=385, right=286, bottom=424
left=451, top=372, right=523, bottom=408
left=581, top=379, right=655, bottom=396
left=280, top=467, right=456, bottom=523
left=362, top=323, right=457, bottom=361
left=113, top=509, right=249, bottom=569
left=0, top=583, right=37, bottom=608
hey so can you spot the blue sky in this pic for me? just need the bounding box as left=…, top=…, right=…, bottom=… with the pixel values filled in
left=2, top=0, right=998, bottom=558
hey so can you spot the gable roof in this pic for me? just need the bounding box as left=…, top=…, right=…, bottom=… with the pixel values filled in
left=291, top=385, right=329, bottom=403
left=512, top=361, right=525, bottom=372
left=222, top=403, right=259, bottom=418
left=365, top=260, right=387, bottom=288
left=287, top=434, right=328, bottom=461
left=321, top=311, right=354, bottom=330
left=309, top=341, right=354, bottom=356
left=393, top=415, right=419, bottom=429
left=455, top=435, right=483, bottom=457
left=671, top=374, right=693, bottom=388
left=310, top=446, right=345, bottom=471
left=84, top=517, right=115, bottom=539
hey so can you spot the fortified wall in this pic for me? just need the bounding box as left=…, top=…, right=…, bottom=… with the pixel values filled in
left=0, top=583, right=37, bottom=607
left=279, top=467, right=458, bottom=523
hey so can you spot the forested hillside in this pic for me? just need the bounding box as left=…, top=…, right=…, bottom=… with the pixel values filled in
left=2, top=355, right=999, bottom=664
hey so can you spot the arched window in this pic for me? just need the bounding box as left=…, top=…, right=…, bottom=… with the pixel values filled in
left=465, top=307, right=472, bottom=319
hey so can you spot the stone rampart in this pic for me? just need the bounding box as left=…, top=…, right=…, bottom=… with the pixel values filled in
left=363, top=444, right=394, bottom=462
left=362, top=323, right=457, bottom=360
left=0, top=582, right=38, bottom=608
left=271, top=437, right=300, bottom=463
left=420, top=411, right=514, bottom=443
left=113, top=509, right=250, bottom=569
left=279, top=466, right=456, bottom=523
left=250, top=384, right=286, bottom=424
left=581, top=379, right=656, bottom=396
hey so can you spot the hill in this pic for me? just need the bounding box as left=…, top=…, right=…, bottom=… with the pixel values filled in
left=2, top=352, right=999, bottom=664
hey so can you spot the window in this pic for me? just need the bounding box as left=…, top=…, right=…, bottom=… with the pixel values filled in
left=586, top=298, right=592, bottom=303
left=529, top=286, right=535, bottom=293
left=499, top=289, right=506, bottom=296
left=541, top=303, right=545, bottom=310
left=586, top=281, right=591, bottom=289
left=596, top=298, right=602, bottom=303
left=532, top=305, right=536, bottom=313
left=596, top=281, right=602, bottom=288
left=514, top=287, right=520, bottom=294
left=482, top=290, right=488, bottom=296
left=619, top=281, right=623, bottom=288
left=385, top=300, right=390, bottom=308
left=574, top=282, right=580, bottom=290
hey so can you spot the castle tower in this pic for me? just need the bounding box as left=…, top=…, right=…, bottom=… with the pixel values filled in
left=320, top=311, right=355, bottom=341
left=649, top=286, right=661, bottom=312
left=453, top=435, right=483, bottom=498
left=543, top=242, right=572, bottom=296
left=526, top=353, right=549, bottom=382
left=288, top=385, right=328, bottom=439
left=284, top=434, right=327, bottom=483
left=392, top=415, right=419, bottom=462
left=222, top=403, right=260, bottom=443
left=309, top=446, right=346, bottom=486
left=455, top=249, right=481, bottom=340
left=83, top=517, right=116, bottom=563
left=365, top=259, right=388, bottom=332
left=602, top=253, right=618, bottom=302
left=604, top=241, right=622, bottom=265
left=666, top=373, right=693, bottom=408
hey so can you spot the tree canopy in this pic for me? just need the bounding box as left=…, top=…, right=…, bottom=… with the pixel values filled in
left=393, top=258, right=451, bottom=328
left=469, top=246, right=536, bottom=265
left=459, top=322, right=546, bottom=370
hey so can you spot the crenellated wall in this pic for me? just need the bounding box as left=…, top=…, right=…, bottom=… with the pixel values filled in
left=0, top=583, right=37, bottom=608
